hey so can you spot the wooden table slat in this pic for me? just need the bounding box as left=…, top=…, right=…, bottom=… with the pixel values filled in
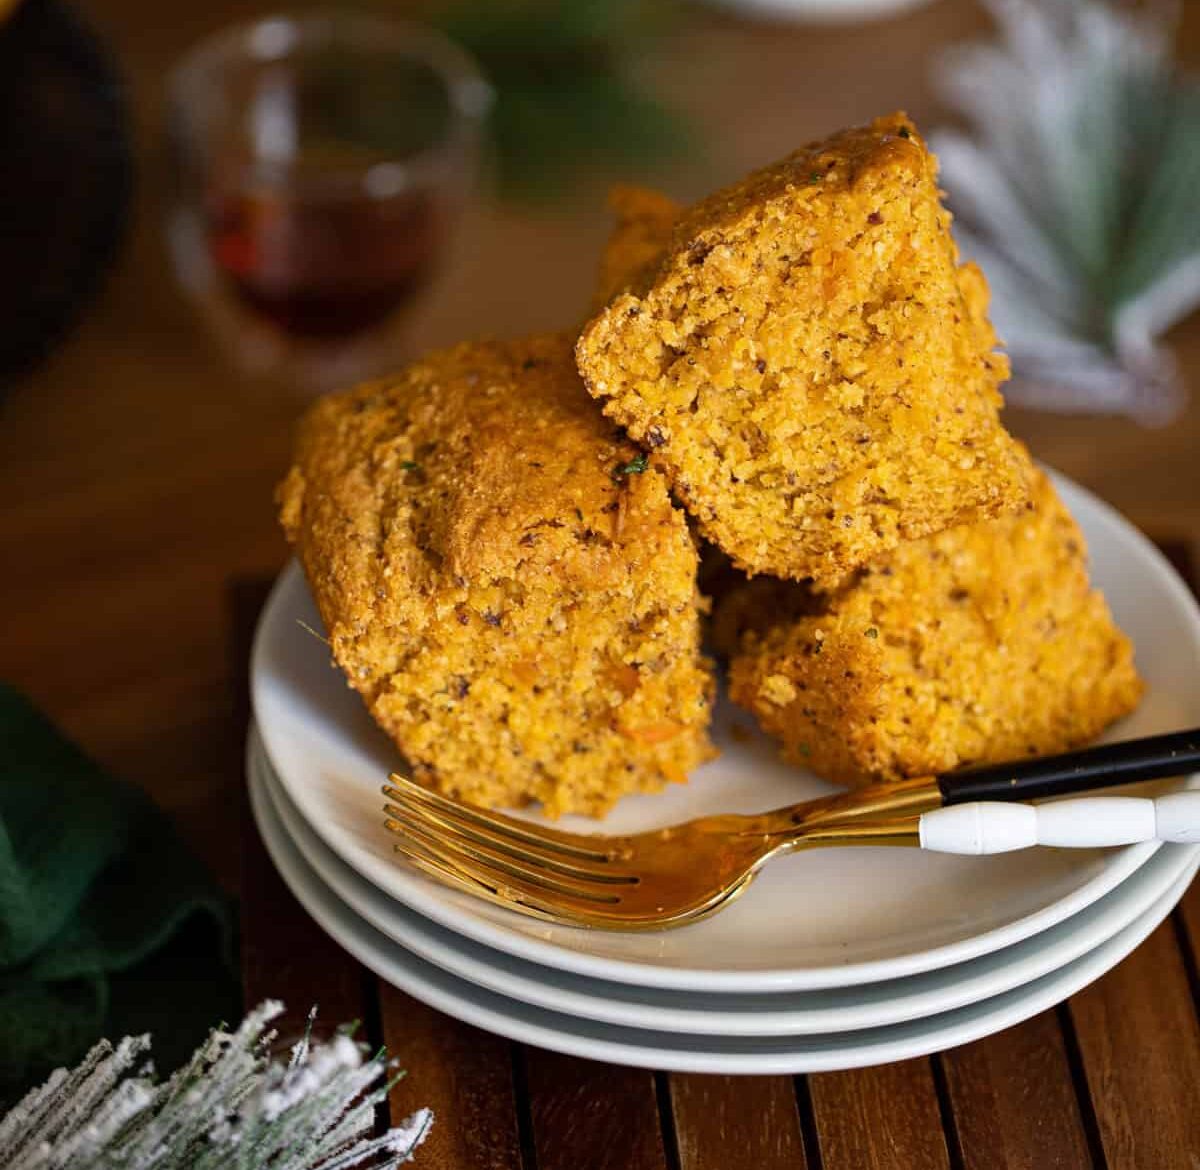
left=667, top=1074, right=809, bottom=1170
left=938, top=1012, right=1094, bottom=1170
left=807, top=1060, right=952, bottom=1170
left=522, top=1051, right=670, bottom=1170
left=1067, top=922, right=1200, bottom=1170
left=379, top=986, right=524, bottom=1170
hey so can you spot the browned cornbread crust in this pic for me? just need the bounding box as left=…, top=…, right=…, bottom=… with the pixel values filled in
left=723, top=464, right=1143, bottom=786
left=592, top=185, right=684, bottom=310
left=576, top=113, right=1031, bottom=586
left=278, top=334, right=715, bottom=817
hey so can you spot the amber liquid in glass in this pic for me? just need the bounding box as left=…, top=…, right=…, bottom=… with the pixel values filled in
left=206, top=182, right=440, bottom=340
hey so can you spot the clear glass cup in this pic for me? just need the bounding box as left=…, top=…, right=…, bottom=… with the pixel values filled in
left=166, top=13, right=491, bottom=391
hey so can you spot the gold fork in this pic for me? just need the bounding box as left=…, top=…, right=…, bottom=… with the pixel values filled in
left=381, top=728, right=1200, bottom=930
left=383, top=773, right=923, bottom=928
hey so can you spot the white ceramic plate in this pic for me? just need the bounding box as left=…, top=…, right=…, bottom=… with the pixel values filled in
left=249, top=759, right=1200, bottom=1074
left=253, top=730, right=1199, bottom=1036
left=252, top=471, right=1200, bottom=992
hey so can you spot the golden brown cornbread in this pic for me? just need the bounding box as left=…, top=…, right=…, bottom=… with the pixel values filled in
left=708, top=573, right=815, bottom=662
left=576, top=113, right=1031, bottom=586
left=594, top=182, right=1000, bottom=368
left=592, top=185, right=683, bottom=310
left=723, top=464, right=1143, bottom=785
left=277, top=334, right=715, bottom=817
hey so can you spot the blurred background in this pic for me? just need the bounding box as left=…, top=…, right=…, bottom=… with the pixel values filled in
left=1, top=0, right=1197, bottom=888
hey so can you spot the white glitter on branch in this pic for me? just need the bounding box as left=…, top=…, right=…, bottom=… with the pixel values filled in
left=0, top=1002, right=432, bottom=1170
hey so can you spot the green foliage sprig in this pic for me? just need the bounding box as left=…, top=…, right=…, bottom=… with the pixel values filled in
left=435, top=0, right=691, bottom=198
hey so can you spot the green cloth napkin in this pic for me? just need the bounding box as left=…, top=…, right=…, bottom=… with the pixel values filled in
left=0, top=684, right=240, bottom=1097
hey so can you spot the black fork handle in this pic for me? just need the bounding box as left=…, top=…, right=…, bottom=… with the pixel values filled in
left=938, top=727, right=1200, bottom=805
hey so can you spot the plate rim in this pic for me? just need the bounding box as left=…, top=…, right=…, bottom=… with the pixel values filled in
left=252, top=468, right=1200, bottom=992
left=252, top=729, right=1199, bottom=1036
left=248, top=757, right=1200, bottom=1074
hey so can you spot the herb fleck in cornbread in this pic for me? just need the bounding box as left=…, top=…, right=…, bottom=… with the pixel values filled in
left=723, top=463, right=1143, bottom=785
left=278, top=334, right=715, bottom=817
left=576, top=113, right=1030, bottom=586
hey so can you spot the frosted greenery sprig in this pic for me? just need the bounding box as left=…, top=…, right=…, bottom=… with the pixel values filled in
left=0, top=1001, right=432, bottom=1170
left=932, top=0, right=1200, bottom=422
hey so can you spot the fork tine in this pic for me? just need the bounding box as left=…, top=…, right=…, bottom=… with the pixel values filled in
left=388, top=826, right=490, bottom=888
left=397, top=814, right=624, bottom=905
left=383, top=792, right=637, bottom=885
left=385, top=812, right=623, bottom=905
left=385, top=815, right=759, bottom=931
left=383, top=776, right=616, bottom=862
left=386, top=827, right=567, bottom=924
left=384, top=817, right=619, bottom=922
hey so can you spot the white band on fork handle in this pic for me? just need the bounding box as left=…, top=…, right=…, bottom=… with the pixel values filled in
left=918, top=792, right=1200, bottom=855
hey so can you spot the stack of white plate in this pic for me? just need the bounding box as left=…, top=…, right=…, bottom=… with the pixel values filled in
left=249, top=472, right=1200, bottom=1074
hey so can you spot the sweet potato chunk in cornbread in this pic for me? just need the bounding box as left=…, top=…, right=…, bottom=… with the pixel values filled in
left=576, top=113, right=1030, bottom=586
left=277, top=334, right=715, bottom=817
left=723, top=465, right=1143, bottom=785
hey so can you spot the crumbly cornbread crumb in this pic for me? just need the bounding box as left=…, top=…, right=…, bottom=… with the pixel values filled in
left=278, top=334, right=715, bottom=817
left=576, top=113, right=1030, bottom=586
left=723, top=463, right=1143, bottom=785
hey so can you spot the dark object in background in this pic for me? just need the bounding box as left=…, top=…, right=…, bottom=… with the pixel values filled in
left=0, top=0, right=132, bottom=388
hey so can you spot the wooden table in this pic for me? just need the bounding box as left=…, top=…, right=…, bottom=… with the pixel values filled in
left=4, top=0, right=1200, bottom=1163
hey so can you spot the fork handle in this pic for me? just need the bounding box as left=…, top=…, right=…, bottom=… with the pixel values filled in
left=919, top=792, right=1200, bottom=855
left=789, top=727, right=1200, bottom=834
left=936, top=727, right=1200, bottom=805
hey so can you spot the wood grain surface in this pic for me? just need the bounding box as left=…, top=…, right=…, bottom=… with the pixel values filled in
left=939, top=1013, right=1094, bottom=1170
left=808, top=1060, right=952, bottom=1170
left=522, top=1053, right=670, bottom=1170
left=1068, top=922, right=1200, bottom=1169
left=667, top=1074, right=810, bottom=1170
left=380, top=988, right=524, bottom=1170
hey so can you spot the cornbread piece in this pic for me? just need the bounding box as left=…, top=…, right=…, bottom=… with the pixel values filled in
left=724, top=465, right=1143, bottom=785
left=278, top=334, right=715, bottom=818
left=576, top=112, right=1031, bottom=586
left=708, top=573, right=814, bottom=661
left=592, top=185, right=682, bottom=310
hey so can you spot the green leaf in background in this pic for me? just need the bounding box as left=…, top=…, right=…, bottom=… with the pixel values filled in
left=370, top=0, right=693, bottom=199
